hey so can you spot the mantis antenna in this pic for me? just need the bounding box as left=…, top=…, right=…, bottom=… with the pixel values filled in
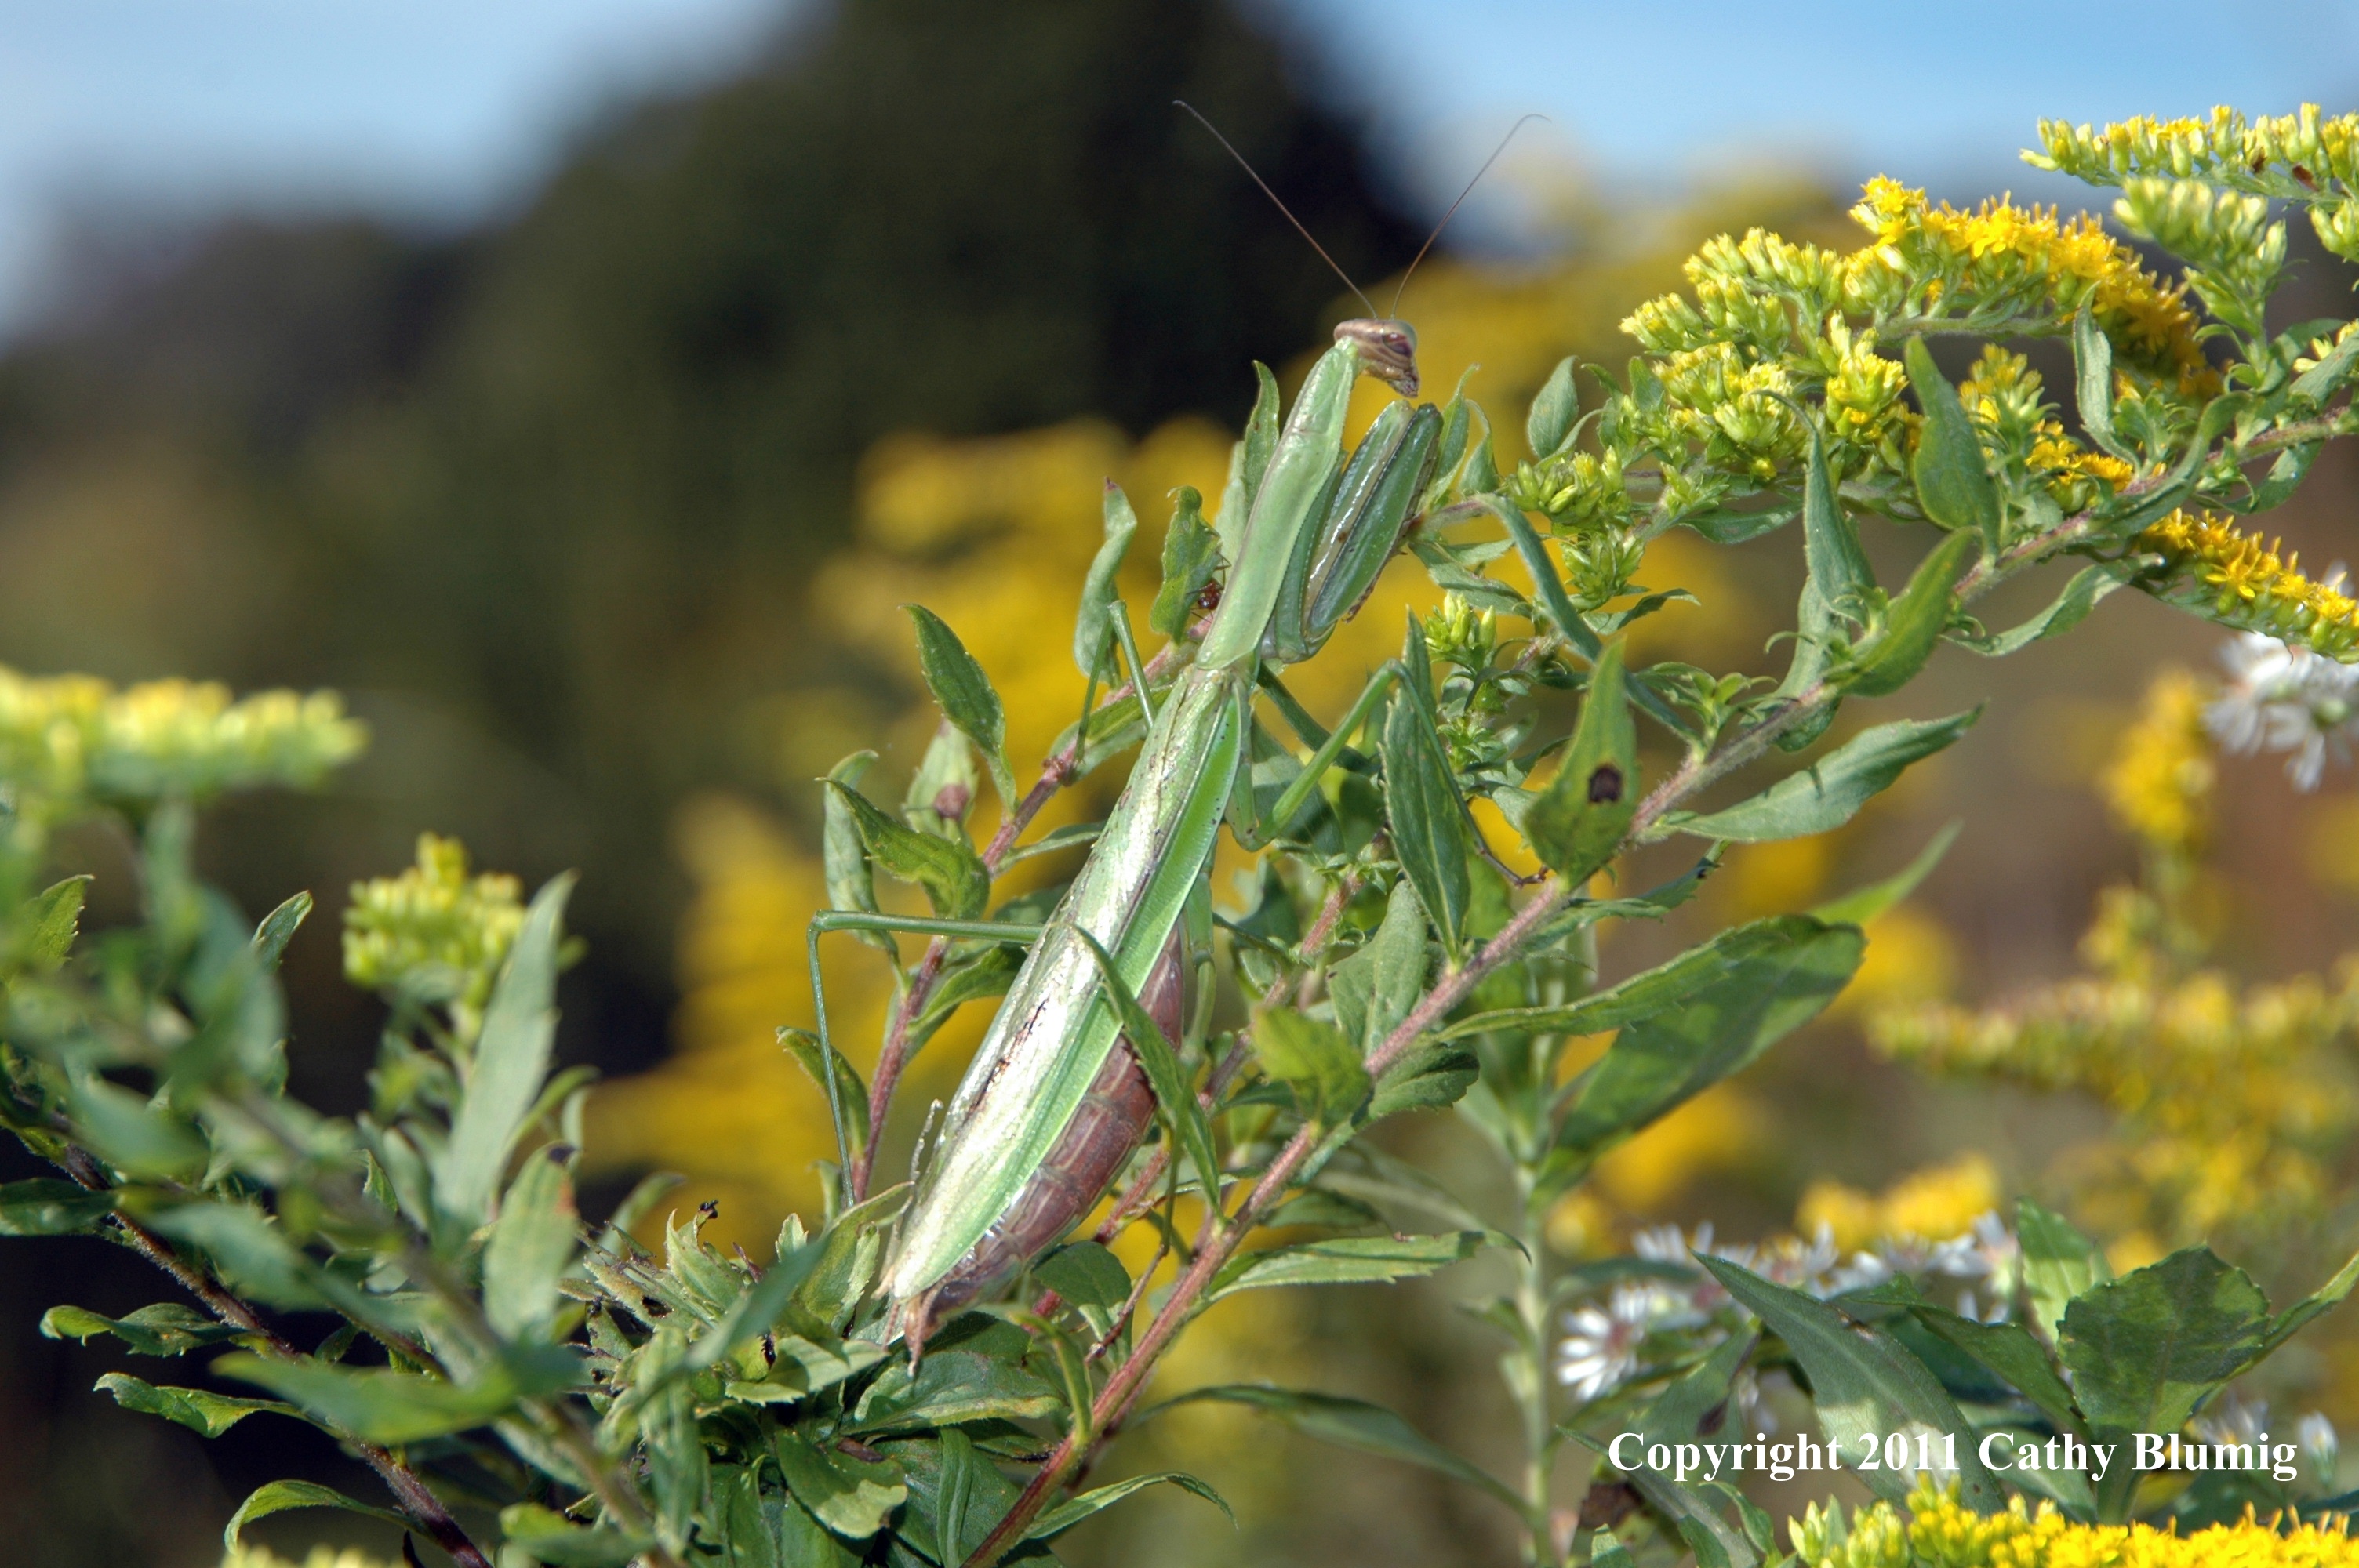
left=1172, top=99, right=1380, bottom=319
left=1174, top=101, right=1550, bottom=398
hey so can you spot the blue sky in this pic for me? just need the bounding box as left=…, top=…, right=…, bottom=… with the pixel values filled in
left=1, top=0, right=2355, bottom=329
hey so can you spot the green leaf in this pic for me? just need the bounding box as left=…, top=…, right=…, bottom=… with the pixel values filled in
left=1329, top=878, right=1429, bottom=1054
left=1663, top=710, right=1979, bottom=843
left=42, top=1303, right=239, bottom=1356
left=146, top=1202, right=324, bottom=1309
left=794, top=1182, right=910, bottom=1330
left=1801, top=420, right=1874, bottom=604
left=1547, top=917, right=1861, bottom=1171
left=214, top=1351, right=571, bottom=1443
left=827, top=780, right=989, bottom=920
left=1906, top=336, right=2002, bottom=550
left=821, top=750, right=889, bottom=956
left=1845, top=528, right=1977, bottom=697
left=2292, top=325, right=2359, bottom=405
left=934, top=1427, right=995, bottom=1566
left=485, top=1142, right=578, bottom=1341
left=1216, top=361, right=1284, bottom=559
left=1485, top=495, right=1604, bottom=659
left=2073, top=303, right=2129, bottom=458
left=903, top=720, right=980, bottom=840
left=1208, top=1232, right=1495, bottom=1301
left=780, top=1027, right=872, bottom=1175
left=438, top=873, right=572, bottom=1229
left=1623, top=1334, right=1764, bottom=1568
left=1254, top=1007, right=1371, bottom=1125
left=0, top=1177, right=115, bottom=1236
left=18, top=874, right=89, bottom=972
left=1526, top=354, right=1581, bottom=459
left=1152, top=485, right=1222, bottom=637
left=906, top=604, right=1014, bottom=806
left=1906, top=1305, right=2083, bottom=1436
left=774, top=1428, right=907, bottom=1540
left=2018, top=1197, right=2110, bottom=1341
left=849, top=1348, right=1063, bottom=1433
left=1383, top=681, right=1473, bottom=957
left=252, top=890, right=311, bottom=971
left=2257, top=1247, right=2359, bottom=1359
left=1148, top=1384, right=1522, bottom=1513
left=1369, top=1040, right=1479, bottom=1116
left=1953, top=564, right=2123, bottom=656
left=1023, top=1472, right=1230, bottom=1542
left=96, top=1372, right=295, bottom=1439
left=1811, top=822, right=1960, bottom=925
left=1699, top=1256, right=2006, bottom=1512
left=66, top=1076, right=207, bottom=1181
left=223, top=1479, right=410, bottom=1549
left=1077, top=928, right=1221, bottom=1202
left=498, top=1502, right=653, bottom=1567
left=2059, top=1247, right=2271, bottom=1436
left=1036, top=1241, right=1131, bottom=1311
left=1526, top=639, right=1638, bottom=880
left=1075, top=480, right=1140, bottom=677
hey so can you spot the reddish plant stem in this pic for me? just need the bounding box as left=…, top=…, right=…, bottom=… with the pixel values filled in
left=50, top=1152, right=496, bottom=1568
left=850, top=643, right=1186, bottom=1200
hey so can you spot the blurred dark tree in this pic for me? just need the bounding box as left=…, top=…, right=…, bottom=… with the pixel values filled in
left=0, top=3, right=1416, bottom=1563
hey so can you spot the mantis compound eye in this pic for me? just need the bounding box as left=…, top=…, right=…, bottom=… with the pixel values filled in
left=1333, top=318, right=1419, bottom=397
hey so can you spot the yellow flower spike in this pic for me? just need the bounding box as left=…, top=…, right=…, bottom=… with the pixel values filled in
left=2136, top=510, right=2359, bottom=660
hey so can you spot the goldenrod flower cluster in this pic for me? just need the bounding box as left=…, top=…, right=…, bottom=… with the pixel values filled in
left=1795, top=1481, right=2359, bottom=1568
left=343, top=833, right=528, bottom=1037
left=2034, top=106, right=2359, bottom=263
left=0, top=666, right=364, bottom=811
left=219, top=1549, right=394, bottom=1568
left=1872, top=676, right=2359, bottom=1250
left=2099, top=671, right=2215, bottom=856
left=1798, top=1152, right=2000, bottom=1254
left=2136, top=513, right=2359, bottom=662
left=1956, top=346, right=2138, bottom=513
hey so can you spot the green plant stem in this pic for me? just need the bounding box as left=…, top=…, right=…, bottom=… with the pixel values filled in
left=1512, top=1182, right=1558, bottom=1567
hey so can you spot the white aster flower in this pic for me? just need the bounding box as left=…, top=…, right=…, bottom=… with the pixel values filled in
left=2301, top=1411, right=2339, bottom=1477
left=1558, top=1286, right=1654, bottom=1401
left=2209, top=630, right=2359, bottom=790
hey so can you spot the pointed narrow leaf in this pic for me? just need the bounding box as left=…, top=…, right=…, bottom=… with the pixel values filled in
left=1208, top=1232, right=1494, bottom=1300
left=215, top=1350, right=572, bottom=1443
left=42, top=1303, right=238, bottom=1356
left=1148, top=1385, right=1521, bottom=1512
left=1623, top=1334, right=1763, bottom=1568
left=1383, top=691, right=1472, bottom=957
left=1812, top=822, right=1961, bottom=925
left=2073, top=303, right=2129, bottom=458
left=1700, top=1256, right=2007, bottom=1511
left=1906, top=337, right=2002, bottom=550
left=1526, top=639, right=1638, bottom=880
left=780, top=1029, right=871, bottom=1175
left=20, top=874, right=89, bottom=972
left=0, top=1178, right=114, bottom=1236
left=1023, top=1472, right=1230, bottom=1541
left=1152, top=485, right=1223, bottom=637
left=821, top=750, right=890, bottom=956
left=1485, top=495, right=1604, bottom=659
left=1907, top=1307, right=2083, bottom=1436
left=1075, top=481, right=1140, bottom=677
left=1954, top=564, right=2122, bottom=656
left=97, top=1373, right=295, bottom=1439
left=485, top=1142, right=578, bottom=1341
left=905, top=605, right=1013, bottom=805
left=1329, top=879, right=1429, bottom=1054
left=2059, top=1247, right=2271, bottom=1436
left=147, top=1202, right=323, bottom=1308
left=2259, top=1247, right=2359, bottom=1358
left=1801, top=422, right=1874, bottom=603
left=437, top=874, right=572, bottom=1228
left=224, top=1479, right=409, bottom=1548
left=1845, top=529, right=1977, bottom=697
left=1551, top=917, right=1862, bottom=1168
left=827, top=781, right=989, bottom=920
left=1526, top=354, right=1581, bottom=459
left=1664, top=710, right=1979, bottom=843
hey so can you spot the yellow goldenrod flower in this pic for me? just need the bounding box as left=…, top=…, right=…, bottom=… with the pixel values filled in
left=2136, top=512, right=2359, bottom=661
left=2099, top=671, right=2214, bottom=855
left=1796, top=1479, right=2359, bottom=1568
left=343, top=833, right=529, bottom=1044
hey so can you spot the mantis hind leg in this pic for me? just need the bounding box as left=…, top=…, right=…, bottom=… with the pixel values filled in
left=803, top=911, right=1044, bottom=1208
left=1237, top=662, right=1405, bottom=851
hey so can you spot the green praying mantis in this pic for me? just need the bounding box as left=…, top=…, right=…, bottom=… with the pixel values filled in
left=805, top=110, right=1558, bottom=1356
